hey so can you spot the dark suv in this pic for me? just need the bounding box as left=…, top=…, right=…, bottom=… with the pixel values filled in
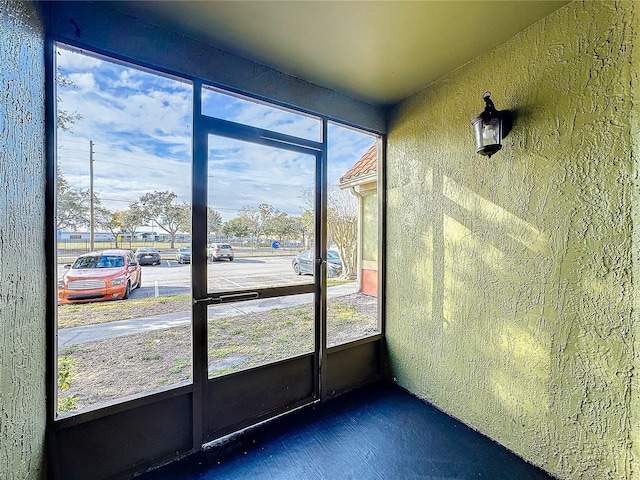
left=208, top=243, right=234, bottom=261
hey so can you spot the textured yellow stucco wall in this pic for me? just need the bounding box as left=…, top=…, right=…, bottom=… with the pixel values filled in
left=386, top=1, right=638, bottom=478
left=362, top=187, right=378, bottom=264
left=0, top=1, right=47, bottom=478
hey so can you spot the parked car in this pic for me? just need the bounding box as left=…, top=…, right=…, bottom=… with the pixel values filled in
left=175, top=245, right=191, bottom=264
left=208, top=243, right=234, bottom=262
left=58, top=249, right=141, bottom=304
left=135, top=246, right=161, bottom=265
left=292, top=249, right=342, bottom=277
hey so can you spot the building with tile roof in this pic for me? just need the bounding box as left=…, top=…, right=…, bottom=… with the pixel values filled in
left=339, top=143, right=378, bottom=297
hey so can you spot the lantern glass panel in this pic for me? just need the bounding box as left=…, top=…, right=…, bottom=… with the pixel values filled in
left=473, top=116, right=502, bottom=154
left=482, top=117, right=501, bottom=147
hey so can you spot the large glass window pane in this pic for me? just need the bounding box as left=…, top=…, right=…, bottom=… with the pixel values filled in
left=206, top=134, right=317, bottom=377
left=202, top=85, right=321, bottom=141
left=326, top=123, right=380, bottom=346
left=207, top=135, right=316, bottom=293
left=55, top=45, right=193, bottom=415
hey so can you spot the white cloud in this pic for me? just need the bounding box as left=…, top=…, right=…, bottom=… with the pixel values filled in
left=202, top=88, right=321, bottom=141
left=327, top=122, right=376, bottom=185
left=68, top=72, right=96, bottom=91
left=112, top=70, right=144, bottom=90
left=205, top=136, right=315, bottom=221
left=55, top=46, right=378, bottom=224
left=56, top=46, right=102, bottom=70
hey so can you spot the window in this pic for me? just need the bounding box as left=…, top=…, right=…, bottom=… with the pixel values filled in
left=52, top=44, right=381, bottom=421
left=202, top=86, right=321, bottom=141
left=205, top=134, right=316, bottom=378
left=54, top=45, right=193, bottom=415
left=326, top=122, right=380, bottom=346
left=48, top=28, right=384, bottom=480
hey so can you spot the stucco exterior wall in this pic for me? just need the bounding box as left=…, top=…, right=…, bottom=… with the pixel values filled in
left=0, top=1, right=47, bottom=478
left=386, top=1, right=638, bottom=478
left=361, top=186, right=378, bottom=296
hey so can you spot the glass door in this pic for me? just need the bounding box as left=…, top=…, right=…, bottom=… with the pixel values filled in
left=205, top=135, right=318, bottom=374
left=192, top=110, right=325, bottom=441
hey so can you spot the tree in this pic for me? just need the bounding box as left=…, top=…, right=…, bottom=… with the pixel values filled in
left=299, top=188, right=315, bottom=249
left=57, top=165, right=70, bottom=192
left=327, top=187, right=358, bottom=279
left=236, top=205, right=260, bottom=245
left=56, top=167, right=107, bottom=233
left=300, top=186, right=357, bottom=278
left=175, top=203, right=191, bottom=235
left=119, top=203, right=146, bottom=248
left=56, top=68, right=83, bottom=132
left=56, top=69, right=87, bottom=233
left=96, top=207, right=124, bottom=248
left=237, top=203, right=278, bottom=246
left=221, top=217, right=250, bottom=239
left=265, top=213, right=300, bottom=242
left=299, top=210, right=314, bottom=249
left=57, top=178, right=90, bottom=231
left=207, top=207, right=223, bottom=238
left=138, top=191, right=188, bottom=249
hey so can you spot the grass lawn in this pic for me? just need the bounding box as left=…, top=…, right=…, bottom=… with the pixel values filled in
left=57, top=291, right=378, bottom=414
left=57, top=278, right=354, bottom=329
left=57, top=294, right=192, bottom=329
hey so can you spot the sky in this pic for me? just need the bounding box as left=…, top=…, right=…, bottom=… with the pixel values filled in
left=56, top=45, right=377, bottom=227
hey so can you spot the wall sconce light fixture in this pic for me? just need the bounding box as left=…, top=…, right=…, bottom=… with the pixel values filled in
left=471, top=91, right=511, bottom=158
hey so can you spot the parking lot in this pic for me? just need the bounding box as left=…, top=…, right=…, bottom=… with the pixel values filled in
left=58, top=255, right=314, bottom=299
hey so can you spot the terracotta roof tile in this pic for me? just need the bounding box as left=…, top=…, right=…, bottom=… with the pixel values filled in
left=339, top=143, right=377, bottom=184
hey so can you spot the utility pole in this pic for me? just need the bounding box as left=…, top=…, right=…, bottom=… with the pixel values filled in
left=89, top=140, right=95, bottom=251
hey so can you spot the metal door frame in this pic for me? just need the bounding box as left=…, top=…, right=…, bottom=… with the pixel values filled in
left=191, top=82, right=328, bottom=446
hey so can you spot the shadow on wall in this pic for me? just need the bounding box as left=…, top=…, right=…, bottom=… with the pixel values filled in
left=392, top=159, right=631, bottom=474
left=440, top=172, right=552, bottom=330
left=439, top=173, right=552, bottom=428
left=394, top=165, right=556, bottom=455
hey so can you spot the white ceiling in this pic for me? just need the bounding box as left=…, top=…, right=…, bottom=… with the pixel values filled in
left=107, top=1, right=569, bottom=106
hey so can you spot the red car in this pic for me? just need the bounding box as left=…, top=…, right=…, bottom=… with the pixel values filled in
left=58, top=249, right=142, bottom=304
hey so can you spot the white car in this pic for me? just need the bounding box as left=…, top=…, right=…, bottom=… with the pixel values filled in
left=208, top=243, right=234, bottom=261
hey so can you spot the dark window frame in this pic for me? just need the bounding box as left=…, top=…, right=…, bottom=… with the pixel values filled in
left=46, top=36, right=385, bottom=479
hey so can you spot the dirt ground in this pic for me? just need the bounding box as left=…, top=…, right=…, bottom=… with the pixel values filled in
left=58, top=293, right=378, bottom=413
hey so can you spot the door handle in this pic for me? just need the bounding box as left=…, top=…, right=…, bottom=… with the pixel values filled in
left=194, top=291, right=259, bottom=305
left=219, top=292, right=259, bottom=303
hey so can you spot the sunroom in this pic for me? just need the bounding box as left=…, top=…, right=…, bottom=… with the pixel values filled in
left=3, top=1, right=640, bottom=479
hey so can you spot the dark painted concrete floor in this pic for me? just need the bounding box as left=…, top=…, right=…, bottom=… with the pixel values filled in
left=138, top=382, right=554, bottom=480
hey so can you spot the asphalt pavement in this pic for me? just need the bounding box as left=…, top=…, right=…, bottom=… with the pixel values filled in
left=59, top=283, right=357, bottom=346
